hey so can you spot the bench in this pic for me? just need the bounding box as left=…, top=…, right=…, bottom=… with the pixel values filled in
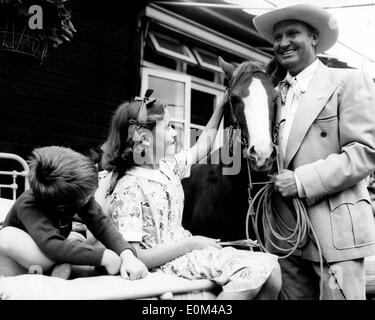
left=0, top=273, right=218, bottom=300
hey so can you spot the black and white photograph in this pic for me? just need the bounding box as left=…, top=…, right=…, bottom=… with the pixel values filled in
left=0, top=0, right=375, bottom=308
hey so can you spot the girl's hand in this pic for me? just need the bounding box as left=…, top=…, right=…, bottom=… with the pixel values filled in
left=119, top=249, right=148, bottom=280
left=186, top=236, right=222, bottom=251
left=101, top=249, right=121, bottom=275
left=218, top=90, right=230, bottom=108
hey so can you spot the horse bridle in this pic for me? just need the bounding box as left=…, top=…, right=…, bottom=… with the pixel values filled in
left=226, top=88, right=282, bottom=186
left=226, top=94, right=249, bottom=153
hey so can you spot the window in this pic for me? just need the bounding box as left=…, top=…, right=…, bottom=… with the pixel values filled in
left=149, top=32, right=198, bottom=65
left=141, top=68, right=224, bottom=153
left=192, top=48, right=223, bottom=73
left=141, top=68, right=191, bottom=150
left=190, top=82, right=224, bottom=150
left=191, top=89, right=214, bottom=126
left=146, top=31, right=226, bottom=84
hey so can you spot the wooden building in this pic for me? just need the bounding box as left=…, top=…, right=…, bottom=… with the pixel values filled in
left=0, top=0, right=148, bottom=159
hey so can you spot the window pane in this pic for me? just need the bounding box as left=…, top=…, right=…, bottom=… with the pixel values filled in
left=149, top=33, right=197, bottom=65
left=197, top=50, right=220, bottom=67
left=148, top=76, right=185, bottom=120
left=144, top=41, right=177, bottom=70
left=155, top=35, right=185, bottom=55
left=191, top=89, right=215, bottom=126
left=186, top=65, right=215, bottom=82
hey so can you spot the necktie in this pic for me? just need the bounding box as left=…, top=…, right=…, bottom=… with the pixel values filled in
left=278, top=79, right=290, bottom=105
left=278, top=77, right=303, bottom=104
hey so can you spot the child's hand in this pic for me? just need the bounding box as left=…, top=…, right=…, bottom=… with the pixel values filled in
left=101, top=249, right=121, bottom=275
left=186, top=236, right=222, bottom=251
left=120, top=249, right=148, bottom=280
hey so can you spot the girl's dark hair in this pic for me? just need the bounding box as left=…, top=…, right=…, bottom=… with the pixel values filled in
left=101, top=99, right=165, bottom=194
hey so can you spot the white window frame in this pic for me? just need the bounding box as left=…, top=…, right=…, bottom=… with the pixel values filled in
left=141, top=67, right=192, bottom=149
left=192, top=47, right=224, bottom=73
left=149, top=32, right=198, bottom=65
left=145, top=4, right=272, bottom=64
left=141, top=67, right=225, bottom=152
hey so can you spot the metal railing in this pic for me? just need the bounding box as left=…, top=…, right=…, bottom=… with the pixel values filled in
left=0, top=153, right=29, bottom=200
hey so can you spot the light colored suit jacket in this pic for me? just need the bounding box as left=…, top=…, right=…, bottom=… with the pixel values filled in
left=270, top=61, right=375, bottom=262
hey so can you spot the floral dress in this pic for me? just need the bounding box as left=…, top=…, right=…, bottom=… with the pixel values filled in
left=101, top=150, right=278, bottom=293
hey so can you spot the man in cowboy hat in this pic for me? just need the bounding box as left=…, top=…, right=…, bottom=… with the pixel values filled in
left=253, top=3, right=375, bottom=299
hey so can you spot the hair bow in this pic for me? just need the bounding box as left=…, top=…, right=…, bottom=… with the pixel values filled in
left=130, top=89, right=156, bottom=126
left=129, top=89, right=156, bottom=142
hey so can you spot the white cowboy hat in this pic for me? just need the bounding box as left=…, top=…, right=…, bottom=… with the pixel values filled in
left=253, top=3, right=339, bottom=53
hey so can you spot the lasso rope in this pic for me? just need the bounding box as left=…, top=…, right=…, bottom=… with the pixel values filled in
left=245, top=183, right=327, bottom=300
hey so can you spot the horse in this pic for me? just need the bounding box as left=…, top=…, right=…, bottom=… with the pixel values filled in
left=182, top=57, right=282, bottom=242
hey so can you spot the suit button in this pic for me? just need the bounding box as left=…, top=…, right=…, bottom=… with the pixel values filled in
left=321, top=131, right=327, bottom=137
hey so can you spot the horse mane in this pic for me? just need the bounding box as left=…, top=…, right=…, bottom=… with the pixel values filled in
left=229, top=60, right=266, bottom=89
left=228, top=58, right=286, bottom=91
left=230, top=58, right=287, bottom=88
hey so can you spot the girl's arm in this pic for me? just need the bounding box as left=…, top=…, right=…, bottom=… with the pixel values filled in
left=131, top=241, right=190, bottom=269
left=131, top=236, right=221, bottom=269
left=189, top=91, right=229, bottom=164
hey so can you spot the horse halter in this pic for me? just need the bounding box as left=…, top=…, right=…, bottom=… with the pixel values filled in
left=226, top=78, right=280, bottom=174
left=226, top=94, right=249, bottom=153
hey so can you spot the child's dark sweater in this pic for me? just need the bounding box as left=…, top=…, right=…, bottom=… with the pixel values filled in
left=4, top=189, right=135, bottom=266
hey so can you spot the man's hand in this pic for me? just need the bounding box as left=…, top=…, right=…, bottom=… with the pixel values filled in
left=101, top=249, right=121, bottom=275
left=119, top=249, right=148, bottom=280
left=273, top=169, right=298, bottom=198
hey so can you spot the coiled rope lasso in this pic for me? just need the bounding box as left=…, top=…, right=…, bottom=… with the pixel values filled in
left=245, top=183, right=343, bottom=300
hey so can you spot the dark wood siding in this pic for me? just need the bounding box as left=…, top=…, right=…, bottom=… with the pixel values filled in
left=0, top=0, right=147, bottom=159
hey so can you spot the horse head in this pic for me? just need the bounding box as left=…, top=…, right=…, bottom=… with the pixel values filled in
left=219, top=57, right=279, bottom=172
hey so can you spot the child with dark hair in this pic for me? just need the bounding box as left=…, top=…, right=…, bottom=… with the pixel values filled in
left=0, top=146, right=148, bottom=280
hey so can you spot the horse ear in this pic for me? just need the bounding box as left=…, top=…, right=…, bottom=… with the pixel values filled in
left=218, top=56, right=235, bottom=78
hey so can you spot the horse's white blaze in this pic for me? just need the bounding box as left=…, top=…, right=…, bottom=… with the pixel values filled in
left=243, top=78, right=273, bottom=166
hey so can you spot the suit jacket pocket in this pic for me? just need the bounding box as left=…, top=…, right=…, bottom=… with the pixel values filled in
left=315, top=114, right=338, bottom=123
left=329, top=191, right=375, bottom=250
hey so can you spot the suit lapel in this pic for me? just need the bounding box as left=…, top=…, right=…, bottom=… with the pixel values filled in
left=284, top=63, right=337, bottom=168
